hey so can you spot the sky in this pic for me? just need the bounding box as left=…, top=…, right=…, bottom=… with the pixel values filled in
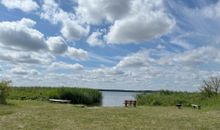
left=0, top=0, right=220, bottom=91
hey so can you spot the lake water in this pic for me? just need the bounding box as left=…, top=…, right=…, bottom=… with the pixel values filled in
left=101, top=91, right=140, bottom=107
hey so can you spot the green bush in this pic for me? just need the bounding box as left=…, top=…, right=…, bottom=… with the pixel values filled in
left=57, top=88, right=102, bottom=105
left=9, top=87, right=58, bottom=101
left=0, top=80, right=11, bottom=104
left=9, top=87, right=102, bottom=105
left=136, top=90, right=203, bottom=107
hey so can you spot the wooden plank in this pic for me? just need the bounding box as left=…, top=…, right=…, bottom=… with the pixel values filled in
left=191, top=104, right=201, bottom=109
left=49, top=99, right=71, bottom=103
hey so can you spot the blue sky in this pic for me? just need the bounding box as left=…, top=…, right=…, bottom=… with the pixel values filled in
left=0, top=0, right=220, bottom=91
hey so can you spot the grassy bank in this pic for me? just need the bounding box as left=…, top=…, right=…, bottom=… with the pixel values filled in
left=137, top=90, right=220, bottom=109
left=0, top=100, right=219, bottom=130
left=9, top=87, right=102, bottom=105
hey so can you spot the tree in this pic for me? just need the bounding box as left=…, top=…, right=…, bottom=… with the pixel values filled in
left=0, top=80, right=11, bottom=104
left=201, top=77, right=220, bottom=97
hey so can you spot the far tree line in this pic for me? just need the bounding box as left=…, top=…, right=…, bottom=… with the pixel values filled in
left=0, top=77, right=220, bottom=104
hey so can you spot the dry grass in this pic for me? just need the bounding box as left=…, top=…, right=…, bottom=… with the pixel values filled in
left=0, top=100, right=220, bottom=130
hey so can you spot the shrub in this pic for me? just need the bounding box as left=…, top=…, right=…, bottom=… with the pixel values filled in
left=58, top=88, right=102, bottom=105
left=151, top=100, right=161, bottom=106
left=136, top=90, right=202, bottom=107
left=201, top=77, right=220, bottom=97
left=8, top=87, right=102, bottom=106
left=0, top=80, right=11, bottom=104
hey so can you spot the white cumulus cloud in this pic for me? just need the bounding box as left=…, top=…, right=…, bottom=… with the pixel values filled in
left=173, top=46, right=220, bottom=65
left=87, top=31, right=104, bottom=47
left=106, top=0, right=175, bottom=44
left=66, top=47, right=88, bottom=60
left=61, top=20, right=89, bottom=41
left=50, top=61, right=84, bottom=71
left=0, top=50, right=54, bottom=65
left=0, top=18, right=47, bottom=51
left=1, top=0, right=39, bottom=12
left=47, top=36, right=67, bottom=54
left=116, top=50, right=154, bottom=68
left=76, top=0, right=132, bottom=24
left=41, top=0, right=89, bottom=41
left=10, top=67, right=29, bottom=75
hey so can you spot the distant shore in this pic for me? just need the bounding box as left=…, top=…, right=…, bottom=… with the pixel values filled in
left=97, top=89, right=158, bottom=93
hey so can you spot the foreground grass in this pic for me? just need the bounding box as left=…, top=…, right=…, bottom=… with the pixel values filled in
left=0, top=100, right=219, bottom=130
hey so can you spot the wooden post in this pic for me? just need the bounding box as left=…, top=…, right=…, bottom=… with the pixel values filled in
left=133, top=100, right=137, bottom=107
left=124, top=100, right=128, bottom=107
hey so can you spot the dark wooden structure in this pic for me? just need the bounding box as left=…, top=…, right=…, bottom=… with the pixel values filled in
left=176, top=104, right=182, bottom=109
left=124, top=100, right=136, bottom=107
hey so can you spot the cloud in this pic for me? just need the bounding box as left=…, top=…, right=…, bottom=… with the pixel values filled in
left=76, top=0, right=132, bottom=24
left=116, top=50, right=154, bottom=68
left=213, top=1, right=220, bottom=18
left=0, top=18, right=47, bottom=51
left=170, top=33, right=194, bottom=50
left=0, top=18, right=56, bottom=65
left=201, top=1, right=220, bottom=18
left=41, top=0, right=174, bottom=44
left=89, top=53, right=117, bottom=64
left=41, top=0, right=89, bottom=41
left=173, top=46, right=220, bottom=65
left=66, top=47, right=88, bottom=60
left=91, top=67, right=124, bottom=76
left=61, top=20, right=89, bottom=41
left=1, top=0, right=39, bottom=12
left=10, top=66, right=40, bottom=76
left=106, top=0, right=175, bottom=44
left=47, top=36, right=67, bottom=54
left=0, top=18, right=88, bottom=64
left=0, top=50, right=54, bottom=64
left=11, top=67, right=28, bottom=75
left=40, top=0, right=64, bottom=24
left=87, top=31, right=104, bottom=47
left=154, top=45, right=220, bottom=66
left=30, top=69, right=40, bottom=76
left=49, top=61, right=84, bottom=71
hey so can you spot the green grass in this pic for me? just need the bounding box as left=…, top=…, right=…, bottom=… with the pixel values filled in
left=137, top=90, right=220, bottom=109
left=8, top=87, right=102, bottom=105
left=0, top=100, right=219, bottom=130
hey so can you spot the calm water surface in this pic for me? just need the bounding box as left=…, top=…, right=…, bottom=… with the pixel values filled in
left=101, top=91, right=140, bottom=107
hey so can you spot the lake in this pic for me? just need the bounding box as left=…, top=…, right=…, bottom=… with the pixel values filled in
left=100, top=91, right=140, bottom=107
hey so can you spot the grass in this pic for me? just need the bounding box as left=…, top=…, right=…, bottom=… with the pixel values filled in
left=8, top=87, right=102, bottom=105
left=137, top=90, right=220, bottom=109
left=0, top=100, right=219, bottom=130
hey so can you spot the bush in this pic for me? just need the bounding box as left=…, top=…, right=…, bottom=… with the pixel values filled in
left=136, top=90, right=202, bottom=107
left=0, top=80, right=11, bottom=104
left=58, top=88, right=102, bottom=105
left=201, top=77, right=220, bottom=97
left=8, top=87, right=102, bottom=105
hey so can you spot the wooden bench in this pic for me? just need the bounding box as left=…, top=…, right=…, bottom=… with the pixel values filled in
left=176, top=104, right=182, bottom=109
left=124, top=100, right=136, bottom=107
left=191, top=104, right=201, bottom=109
left=49, top=99, right=71, bottom=104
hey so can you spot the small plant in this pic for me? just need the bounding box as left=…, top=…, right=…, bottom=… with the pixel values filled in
left=0, top=80, right=11, bottom=104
